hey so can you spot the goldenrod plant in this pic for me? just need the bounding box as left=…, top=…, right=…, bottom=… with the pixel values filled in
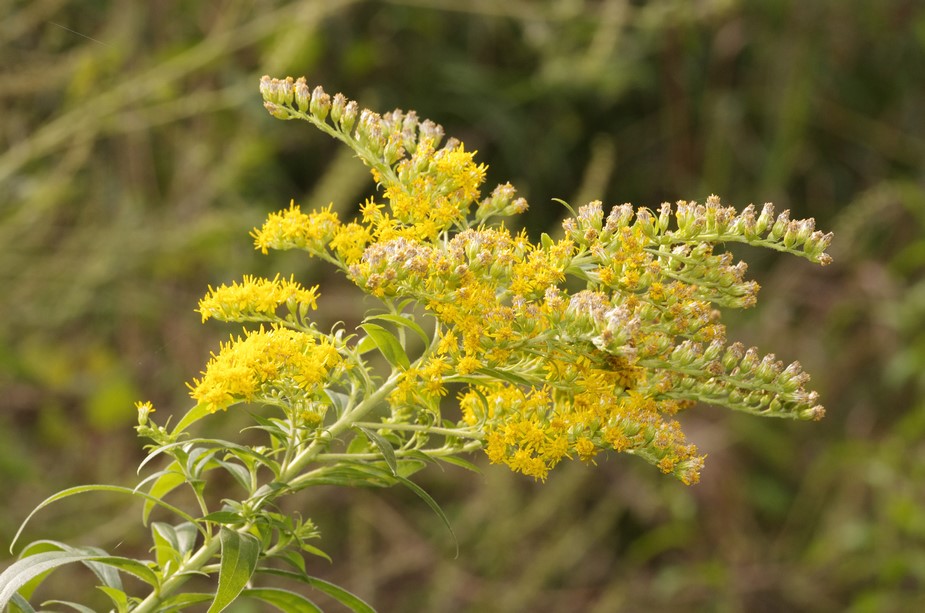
left=1, top=76, right=833, bottom=612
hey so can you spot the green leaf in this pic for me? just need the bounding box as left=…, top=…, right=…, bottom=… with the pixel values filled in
left=201, top=511, right=245, bottom=526
left=436, top=455, right=483, bottom=474
left=207, top=528, right=261, bottom=613
left=157, top=593, right=213, bottom=612
left=151, top=522, right=179, bottom=573
left=8, top=593, right=35, bottom=613
left=96, top=586, right=129, bottom=612
left=396, top=458, right=428, bottom=479
left=365, top=313, right=430, bottom=346
left=300, top=544, right=332, bottom=563
left=0, top=551, right=60, bottom=606
left=354, top=334, right=377, bottom=355
left=151, top=521, right=198, bottom=572
left=391, top=474, right=457, bottom=554
left=324, top=389, right=351, bottom=415
left=10, top=484, right=204, bottom=552
left=476, top=366, right=534, bottom=387
left=171, top=402, right=213, bottom=435
left=337, top=462, right=456, bottom=551
left=301, top=576, right=376, bottom=613
left=216, top=459, right=252, bottom=491
left=241, top=588, right=322, bottom=612
left=358, top=323, right=410, bottom=370
left=255, top=568, right=376, bottom=612
left=42, top=600, right=98, bottom=613
left=355, top=427, right=398, bottom=476
left=84, top=556, right=160, bottom=587
left=0, top=551, right=157, bottom=609
left=141, top=466, right=187, bottom=525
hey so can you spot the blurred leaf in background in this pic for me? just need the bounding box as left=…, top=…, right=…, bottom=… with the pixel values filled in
left=2, top=0, right=924, bottom=610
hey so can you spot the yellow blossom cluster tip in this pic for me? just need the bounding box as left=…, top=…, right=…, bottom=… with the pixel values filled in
left=188, top=326, right=341, bottom=414
left=198, top=273, right=319, bottom=323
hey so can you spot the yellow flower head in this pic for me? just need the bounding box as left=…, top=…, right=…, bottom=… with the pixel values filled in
left=188, top=326, right=342, bottom=413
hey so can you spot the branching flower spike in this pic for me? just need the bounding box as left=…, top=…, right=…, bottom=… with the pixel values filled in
left=1, top=75, right=832, bottom=613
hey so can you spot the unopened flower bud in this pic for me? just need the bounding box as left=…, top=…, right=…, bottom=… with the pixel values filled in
left=800, top=405, right=825, bottom=421
left=294, top=78, right=311, bottom=112
left=277, top=77, right=294, bottom=106
left=310, top=86, right=331, bottom=120
left=259, top=75, right=273, bottom=101
left=263, top=101, right=291, bottom=120
left=340, top=100, right=358, bottom=133
left=769, top=210, right=791, bottom=241
left=755, top=202, right=775, bottom=235
left=635, top=208, right=657, bottom=239
left=330, top=93, right=347, bottom=124
left=657, top=202, right=672, bottom=233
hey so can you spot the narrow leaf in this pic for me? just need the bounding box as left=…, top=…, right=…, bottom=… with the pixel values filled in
left=358, top=323, right=410, bottom=370
left=302, top=576, right=376, bottom=613
left=392, top=474, right=457, bottom=554
left=436, top=455, right=483, bottom=474
left=171, top=402, right=213, bottom=435
left=475, top=366, right=534, bottom=387
left=157, top=593, right=213, bottom=612
left=356, top=427, right=398, bottom=476
left=8, top=593, right=35, bottom=613
left=0, top=552, right=102, bottom=608
left=141, top=467, right=186, bottom=524
left=96, top=586, right=128, bottom=612
left=206, top=528, right=261, bottom=613
left=201, top=511, right=245, bottom=526
left=11, top=484, right=203, bottom=552
left=354, top=334, right=377, bottom=356
left=241, top=588, right=322, bottom=613
left=42, top=600, right=97, bottom=613
left=365, top=313, right=429, bottom=346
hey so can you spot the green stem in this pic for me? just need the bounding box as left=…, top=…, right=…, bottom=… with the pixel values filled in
left=352, top=421, right=482, bottom=440
left=313, top=440, right=483, bottom=463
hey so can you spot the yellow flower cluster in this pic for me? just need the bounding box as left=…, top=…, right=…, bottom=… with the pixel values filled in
left=188, top=326, right=341, bottom=414
left=465, top=383, right=701, bottom=484
left=376, top=141, right=487, bottom=242
left=198, top=273, right=319, bottom=323
left=188, top=75, right=832, bottom=484
left=251, top=201, right=345, bottom=256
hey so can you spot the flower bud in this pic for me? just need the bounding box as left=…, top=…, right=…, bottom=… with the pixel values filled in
left=635, top=208, right=657, bottom=239
left=263, top=101, right=291, bottom=120
left=755, top=202, right=775, bottom=235
left=277, top=77, right=295, bottom=106
left=310, top=86, right=331, bottom=120
left=340, top=100, right=358, bottom=133
left=294, top=78, right=311, bottom=112
left=330, top=93, right=347, bottom=125
left=735, top=204, right=757, bottom=238
left=769, top=209, right=791, bottom=241
left=657, top=202, right=672, bottom=233
left=259, top=75, right=273, bottom=101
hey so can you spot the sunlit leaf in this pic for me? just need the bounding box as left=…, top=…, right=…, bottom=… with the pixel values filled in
left=206, top=528, right=261, bottom=613
left=241, top=587, right=322, bottom=612
left=358, top=323, right=410, bottom=370
left=365, top=313, right=429, bottom=346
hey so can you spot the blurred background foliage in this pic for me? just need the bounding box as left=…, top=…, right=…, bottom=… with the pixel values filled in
left=2, top=0, right=924, bottom=610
